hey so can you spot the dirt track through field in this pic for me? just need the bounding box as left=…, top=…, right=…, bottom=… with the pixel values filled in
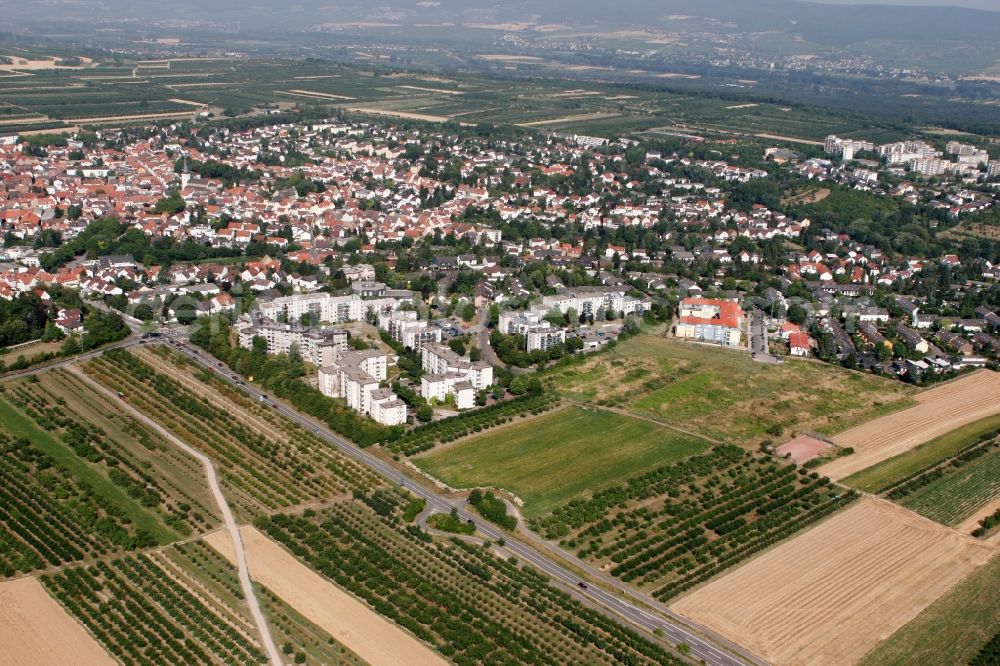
left=0, top=577, right=115, bottom=666
left=671, top=497, right=997, bottom=666
left=820, top=370, right=1000, bottom=481
left=205, top=526, right=449, bottom=666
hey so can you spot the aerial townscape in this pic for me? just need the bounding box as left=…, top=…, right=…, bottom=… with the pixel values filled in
left=1, top=1, right=1000, bottom=666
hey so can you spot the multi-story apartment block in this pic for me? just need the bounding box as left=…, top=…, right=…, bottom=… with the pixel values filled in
left=674, top=297, right=744, bottom=348
left=379, top=310, right=442, bottom=349
left=541, top=287, right=651, bottom=319
left=497, top=309, right=568, bottom=352
left=419, top=343, right=493, bottom=410
left=880, top=140, right=939, bottom=166
left=258, top=292, right=397, bottom=325
left=318, top=349, right=406, bottom=426
left=824, top=135, right=875, bottom=161
left=236, top=315, right=348, bottom=366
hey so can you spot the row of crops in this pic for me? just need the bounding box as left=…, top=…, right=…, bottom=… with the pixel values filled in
left=42, top=554, right=266, bottom=666
left=528, top=444, right=856, bottom=601
left=0, top=417, right=157, bottom=578
left=256, top=494, right=687, bottom=666
left=7, top=369, right=216, bottom=536
left=85, top=348, right=380, bottom=516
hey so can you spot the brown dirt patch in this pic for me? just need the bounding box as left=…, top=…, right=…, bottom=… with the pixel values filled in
left=671, top=497, right=998, bottom=666
left=0, top=577, right=115, bottom=666
left=820, top=371, right=1000, bottom=481
left=205, top=527, right=448, bottom=666
left=775, top=435, right=832, bottom=464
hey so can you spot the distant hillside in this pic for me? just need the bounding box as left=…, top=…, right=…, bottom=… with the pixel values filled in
left=3, top=0, right=998, bottom=43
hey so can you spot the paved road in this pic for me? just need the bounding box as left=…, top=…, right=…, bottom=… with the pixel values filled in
left=749, top=309, right=779, bottom=364
left=71, top=368, right=283, bottom=665
left=162, top=333, right=761, bottom=666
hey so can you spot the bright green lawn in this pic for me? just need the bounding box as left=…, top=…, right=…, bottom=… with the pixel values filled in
left=414, top=406, right=712, bottom=518
left=859, top=554, right=1000, bottom=666
left=843, top=413, right=1000, bottom=493
left=0, top=396, right=177, bottom=544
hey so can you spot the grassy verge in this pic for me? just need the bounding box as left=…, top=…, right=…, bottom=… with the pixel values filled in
left=859, top=555, right=1000, bottom=666
left=414, top=406, right=712, bottom=518
left=0, top=395, right=177, bottom=544
left=842, top=413, right=1000, bottom=493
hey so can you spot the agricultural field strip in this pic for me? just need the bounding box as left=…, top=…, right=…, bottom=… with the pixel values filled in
left=857, top=554, right=1000, bottom=666
left=12, top=367, right=218, bottom=534
left=0, top=577, right=115, bottom=665
left=205, top=526, right=447, bottom=666
left=254, top=497, right=687, bottom=666
left=70, top=364, right=283, bottom=666
left=901, top=447, right=1000, bottom=526
left=671, top=498, right=998, bottom=666
left=530, top=445, right=853, bottom=601
left=166, top=336, right=754, bottom=666
left=820, top=370, right=1000, bottom=481
left=83, top=348, right=379, bottom=516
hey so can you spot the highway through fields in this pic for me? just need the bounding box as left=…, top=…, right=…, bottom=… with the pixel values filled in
left=162, top=333, right=763, bottom=666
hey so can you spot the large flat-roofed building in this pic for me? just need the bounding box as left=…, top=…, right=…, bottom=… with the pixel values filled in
left=419, top=343, right=494, bottom=409
left=674, top=297, right=744, bottom=347
left=258, top=292, right=398, bottom=325
left=236, top=315, right=348, bottom=366
left=379, top=310, right=442, bottom=349
left=541, top=287, right=651, bottom=319
left=318, top=348, right=405, bottom=426
left=496, top=309, right=567, bottom=352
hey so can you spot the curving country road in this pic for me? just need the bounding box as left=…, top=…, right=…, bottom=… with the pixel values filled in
left=161, top=332, right=763, bottom=666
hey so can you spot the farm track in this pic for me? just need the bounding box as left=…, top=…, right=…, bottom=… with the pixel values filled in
left=820, top=370, right=1000, bottom=481
left=70, top=366, right=283, bottom=666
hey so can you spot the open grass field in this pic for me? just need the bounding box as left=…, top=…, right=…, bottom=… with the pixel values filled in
left=413, top=405, right=712, bottom=518
left=671, top=497, right=998, bottom=666
left=858, top=553, right=1000, bottom=666
left=206, top=526, right=442, bottom=666
left=842, top=412, right=1000, bottom=493
left=83, top=346, right=381, bottom=519
left=546, top=335, right=915, bottom=445
left=0, top=576, right=115, bottom=666
left=819, top=370, right=1000, bottom=481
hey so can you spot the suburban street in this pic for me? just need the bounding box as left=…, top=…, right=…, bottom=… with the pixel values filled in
left=161, top=332, right=763, bottom=666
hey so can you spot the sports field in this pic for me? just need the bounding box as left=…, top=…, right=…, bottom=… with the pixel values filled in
left=413, top=405, right=712, bottom=517
left=547, top=335, right=915, bottom=444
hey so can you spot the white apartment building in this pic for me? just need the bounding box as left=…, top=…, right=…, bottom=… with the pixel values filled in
left=236, top=316, right=348, bottom=366
left=379, top=310, right=442, bottom=349
left=880, top=140, right=939, bottom=166
left=259, top=292, right=398, bottom=325
left=987, top=162, right=1000, bottom=178
left=419, top=343, right=493, bottom=410
left=908, top=158, right=951, bottom=177
left=541, top=287, right=651, bottom=319
left=318, top=349, right=406, bottom=426
left=824, top=135, right=875, bottom=161
left=497, top=309, right=568, bottom=352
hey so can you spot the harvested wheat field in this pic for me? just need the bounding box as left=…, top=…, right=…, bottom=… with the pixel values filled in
left=205, top=527, right=448, bottom=666
left=0, top=577, right=114, bottom=666
left=671, top=498, right=997, bottom=666
left=820, top=370, right=1000, bottom=481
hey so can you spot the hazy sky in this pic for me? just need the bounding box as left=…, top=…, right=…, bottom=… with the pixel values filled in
left=808, top=0, right=999, bottom=10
